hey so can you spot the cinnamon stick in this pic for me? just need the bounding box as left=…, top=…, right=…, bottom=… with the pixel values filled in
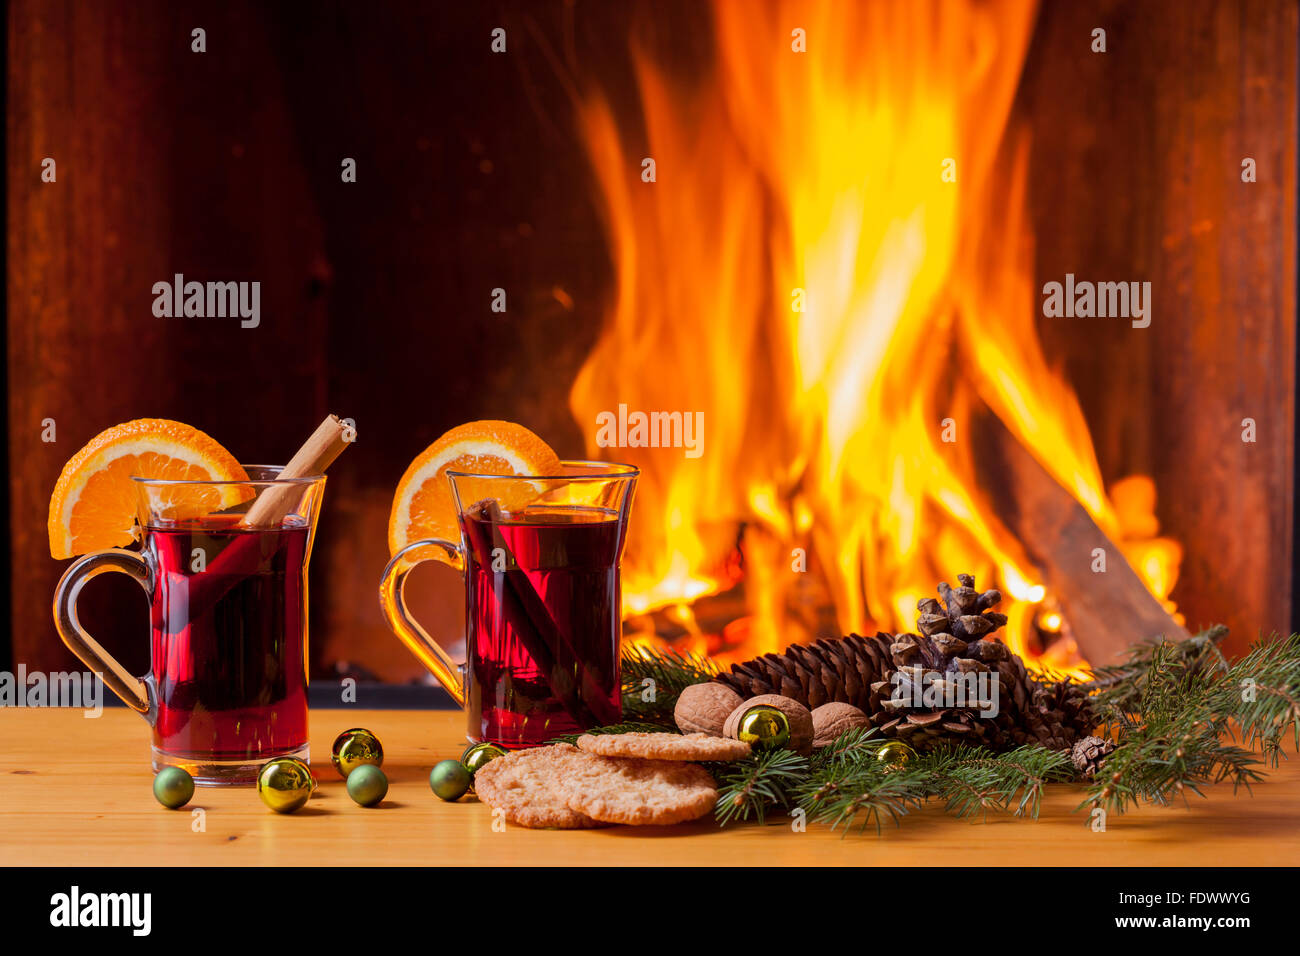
left=163, top=415, right=351, bottom=634
left=241, top=415, right=350, bottom=527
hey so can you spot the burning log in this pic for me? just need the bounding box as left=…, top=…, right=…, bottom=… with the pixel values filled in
left=624, top=556, right=842, bottom=658
left=976, top=414, right=1192, bottom=664
left=623, top=589, right=747, bottom=647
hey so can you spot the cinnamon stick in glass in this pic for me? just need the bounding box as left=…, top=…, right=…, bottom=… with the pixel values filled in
left=240, top=415, right=350, bottom=527
left=162, top=415, right=351, bottom=634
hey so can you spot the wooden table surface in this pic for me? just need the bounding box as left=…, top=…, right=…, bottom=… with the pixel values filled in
left=2, top=708, right=1297, bottom=866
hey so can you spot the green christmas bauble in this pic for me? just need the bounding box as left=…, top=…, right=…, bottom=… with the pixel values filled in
left=152, top=766, right=194, bottom=809
left=331, top=727, right=384, bottom=779
left=430, top=759, right=472, bottom=801
left=735, top=705, right=791, bottom=751
left=346, top=764, right=389, bottom=807
left=876, top=740, right=915, bottom=770
left=461, top=742, right=507, bottom=778
left=257, top=757, right=315, bottom=814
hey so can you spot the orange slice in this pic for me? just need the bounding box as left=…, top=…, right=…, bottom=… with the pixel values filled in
left=388, top=420, right=561, bottom=555
left=48, top=419, right=250, bottom=559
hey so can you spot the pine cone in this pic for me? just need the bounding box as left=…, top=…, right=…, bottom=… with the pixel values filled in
left=869, top=574, right=1094, bottom=752
left=713, top=631, right=893, bottom=713
left=868, top=573, right=1014, bottom=750
left=715, top=572, right=1096, bottom=754
left=1071, top=735, right=1115, bottom=777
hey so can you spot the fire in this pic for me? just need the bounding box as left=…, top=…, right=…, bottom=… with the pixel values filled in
left=571, top=0, right=1180, bottom=672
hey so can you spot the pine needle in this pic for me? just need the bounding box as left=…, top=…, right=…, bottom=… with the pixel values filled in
left=1076, top=634, right=1294, bottom=815
left=711, top=749, right=809, bottom=826
left=927, top=745, right=1074, bottom=820
left=619, top=644, right=717, bottom=724
left=1219, top=633, right=1300, bottom=763
left=796, top=762, right=929, bottom=834
left=1087, top=625, right=1230, bottom=716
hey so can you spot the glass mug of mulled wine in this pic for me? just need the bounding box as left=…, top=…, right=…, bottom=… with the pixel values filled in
left=379, top=462, right=638, bottom=748
left=53, top=468, right=326, bottom=784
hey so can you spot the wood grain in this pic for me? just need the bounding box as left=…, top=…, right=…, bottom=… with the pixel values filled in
left=7, top=0, right=331, bottom=675
left=1, top=709, right=1296, bottom=866
left=5, top=0, right=610, bottom=681
left=1020, top=0, right=1299, bottom=652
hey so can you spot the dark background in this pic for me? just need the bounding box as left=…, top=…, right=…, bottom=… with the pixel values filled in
left=6, top=0, right=1297, bottom=683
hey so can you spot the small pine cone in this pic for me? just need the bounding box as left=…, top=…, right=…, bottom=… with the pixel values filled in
left=1071, top=735, right=1115, bottom=777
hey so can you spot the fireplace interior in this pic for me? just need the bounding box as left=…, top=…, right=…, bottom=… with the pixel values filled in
left=6, top=0, right=1296, bottom=683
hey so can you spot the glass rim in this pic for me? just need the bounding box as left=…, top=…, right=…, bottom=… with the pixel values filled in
left=445, top=459, right=640, bottom=482
left=130, top=464, right=326, bottom=487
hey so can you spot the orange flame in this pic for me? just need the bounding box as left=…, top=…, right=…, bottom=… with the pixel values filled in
left=571, top=0, right=1180, bottom=673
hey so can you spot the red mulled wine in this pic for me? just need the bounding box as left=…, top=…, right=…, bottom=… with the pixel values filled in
left=146, top=515, right=310, bottom=765
left=461, top=503, right=625, bottom=746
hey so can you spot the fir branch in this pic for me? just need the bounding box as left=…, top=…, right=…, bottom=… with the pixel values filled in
left=799, top=726, right=932, bottom=832
left=593, top=627, right=1300, bottom=834
left=621, top=644, right=717, bottom=691
left=927, top=745, right=1074, bottom=820
left=1079, top=718, right=1263, bottom=814
left=711, top=749, right=809, bottom=826
left=1078, top=635, right=1285, bottom=815
left=1087, top=625, right=1229, bottom=718
left=797, top=739, right=1073, bottom=831
left=1216, top=633, right=1300, bottom=764
left=796, top=760, right=930, bottom=834
left=809, top=726, right=886, bottom=769
left=619, top=644, right=717, bottom=724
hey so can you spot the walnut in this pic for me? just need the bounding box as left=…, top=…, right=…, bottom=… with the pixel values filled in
left=723, top=694, right=814, bottom=755
left=674, top=682, right=744, bottom=736
left=811, top=702, right=870, bottom=749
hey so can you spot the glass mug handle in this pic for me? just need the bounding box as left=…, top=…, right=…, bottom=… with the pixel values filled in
left=52, top=548, right=154, bottom=716
left=378, top=538, right=466, bottom=707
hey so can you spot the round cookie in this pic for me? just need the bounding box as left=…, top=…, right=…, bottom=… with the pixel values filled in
left=561, top=756, right=718, bottom=826
left=472, top=743, right=609, bottom=829
left=577, top=731, right=751, bottom=762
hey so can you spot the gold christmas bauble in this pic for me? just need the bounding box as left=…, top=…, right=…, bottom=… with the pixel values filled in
left=331, top=727, right=384, bottom=779
left=257, top=757, right=315, bottom=813
left=736, top=705, right=791, bottom=750
left=461, top=741, right=507, bottom=777
left=876, top=740, right=915, bottom=770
